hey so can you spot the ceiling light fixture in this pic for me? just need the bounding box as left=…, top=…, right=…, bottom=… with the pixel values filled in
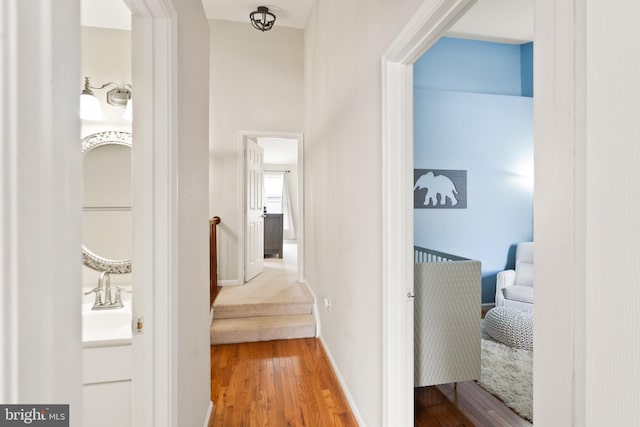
left=249, top=6, right=276, bottom=32
left=80, top=77, right=132, bottom=121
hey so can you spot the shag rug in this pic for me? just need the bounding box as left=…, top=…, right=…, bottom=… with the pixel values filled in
left=479, top=331, right=533, bottom=422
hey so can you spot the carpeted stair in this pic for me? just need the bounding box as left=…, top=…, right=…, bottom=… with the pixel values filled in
left=210, top=283, right=316, bottom=345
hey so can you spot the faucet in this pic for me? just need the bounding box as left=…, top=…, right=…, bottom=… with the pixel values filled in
left=84, top=271, right=124, bottom=310
left=100, top=271, right=112, bottom=305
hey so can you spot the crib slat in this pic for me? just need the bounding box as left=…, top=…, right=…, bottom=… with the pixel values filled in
left=414, top=246, right=469, bottom=263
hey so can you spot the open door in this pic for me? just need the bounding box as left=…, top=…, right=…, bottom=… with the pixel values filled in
left=245, top=138, right=265, bottom=281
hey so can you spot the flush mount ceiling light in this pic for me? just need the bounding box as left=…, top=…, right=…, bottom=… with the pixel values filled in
left=249, top=6, right=276, bottom=32
left=80, top=77, right=132, bottom=121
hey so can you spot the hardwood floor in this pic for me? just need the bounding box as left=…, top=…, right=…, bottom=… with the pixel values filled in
left=210, top=338, right=531, bottom=426
left=415, top=382, right=532, bottom=427
left=210, top=338, right=358, bottom=426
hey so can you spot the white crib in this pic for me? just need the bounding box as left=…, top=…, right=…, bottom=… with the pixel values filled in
left=414, top=246, right=481, bottom=387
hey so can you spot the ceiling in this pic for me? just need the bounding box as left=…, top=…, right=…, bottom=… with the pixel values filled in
left=81, top=0, right=131, bottom=30
left=201, top=0, right=532, bottom=42
left=258, top=138, right=298, bottom=165
left=203, top=0, right=314, bottom=29
left=448, top=0, right=533, bottom=43
left=82, top=0, right=532, bottom=43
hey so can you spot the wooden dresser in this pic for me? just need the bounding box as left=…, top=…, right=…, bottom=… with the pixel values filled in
left=263, top=213, right=283, bottom=258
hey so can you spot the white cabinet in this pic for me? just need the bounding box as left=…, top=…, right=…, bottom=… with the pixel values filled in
left=82, top=342, right=132, bottom=427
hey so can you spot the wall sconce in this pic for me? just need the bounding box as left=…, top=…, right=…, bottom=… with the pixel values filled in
left=80, top=77, right=132, bottom=121
left=249, top=6, right=276, bottom=32
left=122, top=100, right=132, bottom=122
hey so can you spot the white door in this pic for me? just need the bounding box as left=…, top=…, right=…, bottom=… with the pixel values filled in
left=245, top=138, right=265, bottom=281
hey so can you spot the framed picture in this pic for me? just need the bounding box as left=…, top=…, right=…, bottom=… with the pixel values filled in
left=414, top=169, right=467, bottom=209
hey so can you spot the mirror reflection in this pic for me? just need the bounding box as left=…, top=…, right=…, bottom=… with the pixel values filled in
left=82, top=131, right=132, bottom=283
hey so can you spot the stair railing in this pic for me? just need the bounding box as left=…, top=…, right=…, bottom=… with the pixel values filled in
left=210, top=216, right=221, bottom=306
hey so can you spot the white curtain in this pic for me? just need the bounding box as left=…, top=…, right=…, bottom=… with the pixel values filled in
left=281, top=172, right=297, bottom=240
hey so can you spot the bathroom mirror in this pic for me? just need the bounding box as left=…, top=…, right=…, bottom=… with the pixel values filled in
left=82, top=131, right=132, bottom=274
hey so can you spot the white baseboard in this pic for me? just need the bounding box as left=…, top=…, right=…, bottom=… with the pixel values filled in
left=301, top=280, right=321, bottom=338
left=318, top=336, right=365, bottom=426
left=482, top=303, right=495, bottom=311
left=203, top=401, right=213, bottom=427
left=218, top=279, right=242, bottom=286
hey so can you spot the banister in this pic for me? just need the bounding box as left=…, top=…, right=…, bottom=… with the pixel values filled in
left=210, top=216, right=221, bottom=306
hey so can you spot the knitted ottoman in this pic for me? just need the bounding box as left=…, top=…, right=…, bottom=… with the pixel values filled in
left=485, top=307, right=533, bottom=350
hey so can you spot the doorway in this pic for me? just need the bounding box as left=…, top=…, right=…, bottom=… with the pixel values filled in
left=381, top=0, right=535, bottom=424
left=239, top=131, right=305, bottom=285
left=412, top=36, right=534, bottom=425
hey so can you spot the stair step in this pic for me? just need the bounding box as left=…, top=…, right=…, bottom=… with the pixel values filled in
left=213, top=301, right=313, bottom=319
left=211, top=314, right=316, bottom=345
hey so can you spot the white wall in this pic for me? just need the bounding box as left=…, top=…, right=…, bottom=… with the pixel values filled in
left=583, top=3, right=640, bottom=422
left=208, top=19, right=304, bottom=283
left=535, top=0, right=640, bottom=425
left=174, top=1, right=212, bottom=425
left=303, top=0, right=422, bottom=424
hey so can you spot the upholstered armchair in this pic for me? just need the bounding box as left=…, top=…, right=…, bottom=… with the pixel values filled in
left=495, top=242, right=534, bottom=311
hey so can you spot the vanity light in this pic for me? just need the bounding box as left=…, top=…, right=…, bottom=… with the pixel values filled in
left=249, top=6, right=276, bottom=32
left=122, top=99, right=132, bottom=122
left=80, top=76, right=132, bottom=121
left=80, top=77, right=105, bottom=121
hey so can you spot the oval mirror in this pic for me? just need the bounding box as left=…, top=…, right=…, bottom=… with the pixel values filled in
left=82, top=131, right=132, bottom=274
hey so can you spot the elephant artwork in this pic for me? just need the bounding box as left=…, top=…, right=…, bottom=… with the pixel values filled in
left=413, top=169, right=467, bottom=209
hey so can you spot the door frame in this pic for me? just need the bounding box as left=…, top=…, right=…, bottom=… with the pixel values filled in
left=1, top=0, right=185, bottom=423
left=1, top=0, right=83, bottom=410
left=383, top=1, right=588, bottom=425
left=380, top=1, right=476, bottom=425
left=126, top=1, right=183, bottom=426
left=238, top=130, right=305, bottom=284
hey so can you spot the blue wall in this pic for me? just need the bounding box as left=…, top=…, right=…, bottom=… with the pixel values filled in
left=414, top=37, right=533, bottom=304
left=520, top=42, right=533, bottom=97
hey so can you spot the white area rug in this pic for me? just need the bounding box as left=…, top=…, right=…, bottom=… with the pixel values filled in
left=479, top=337, right=533, bottom=422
